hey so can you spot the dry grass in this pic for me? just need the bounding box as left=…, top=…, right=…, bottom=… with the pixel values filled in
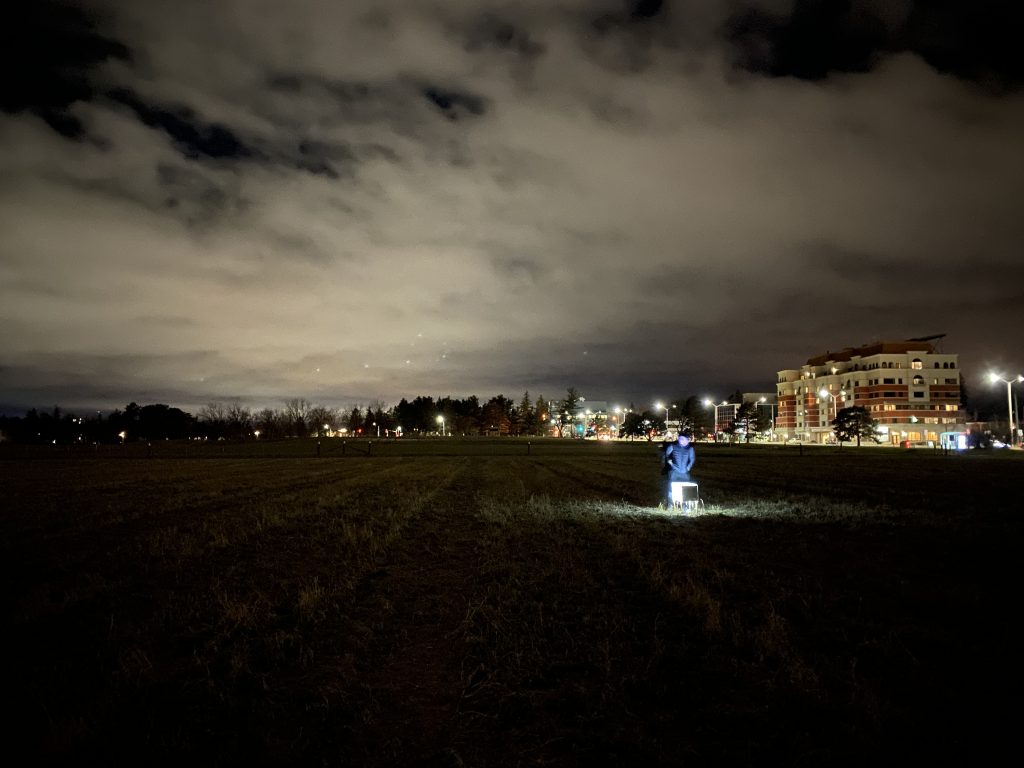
left=2, top=442, right=1021, bottom=765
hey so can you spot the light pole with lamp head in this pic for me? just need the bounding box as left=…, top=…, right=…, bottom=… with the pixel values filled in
left=614, top=406, right=628, bottom=438
left=818, top=389, right=843, bottom=444
left=989, top=372, right=1023, bottom=446
left=702, top=398, right=719, bottom=441
left=655, top=402, right=674, bottom=434
left=436, top=415, right=445, bottom=437
left=819, top=389, right=844, bottom=420
left=757, top=396, right=777, bottom=441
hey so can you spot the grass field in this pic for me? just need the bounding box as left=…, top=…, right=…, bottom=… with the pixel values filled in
left=3, top=440, right=1020, bottom=766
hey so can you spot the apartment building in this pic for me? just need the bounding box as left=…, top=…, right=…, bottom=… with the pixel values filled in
left=775, top=337, right=966, bottom=445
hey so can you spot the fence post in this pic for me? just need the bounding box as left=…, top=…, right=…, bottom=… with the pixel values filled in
left=317, top=440, right=322, bottom=458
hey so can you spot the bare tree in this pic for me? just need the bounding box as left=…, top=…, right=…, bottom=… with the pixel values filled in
left=307, top=405, right=338, bottom=437
left=283, top=398, right=311, bottom=437
left=225, top=403, right=253, bottom=439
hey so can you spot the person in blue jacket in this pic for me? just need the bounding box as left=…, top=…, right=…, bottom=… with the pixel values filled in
left=663, top=431, right=695, bottom=505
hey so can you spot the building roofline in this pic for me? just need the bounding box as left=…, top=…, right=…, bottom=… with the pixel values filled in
left=806, top=339, right=939, bottom=366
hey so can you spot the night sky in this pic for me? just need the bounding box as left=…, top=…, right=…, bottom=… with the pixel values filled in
left=2, top=0, right=1022, bottom=414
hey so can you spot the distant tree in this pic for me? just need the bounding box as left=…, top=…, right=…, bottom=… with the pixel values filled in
left=394, top=395, right=436, bottom=433
left=448, top=396, right=480, bottom=436
left=346, top=406, right=365, bottom=435
left=199, top=402, right=226, bottom=423
left=256, top=408, right=284, bottom=439
left=753, top=405, right=774, bottom=437
left=198, top=402, right=227, bottom=439
left=557, top=388, right=582, bottom=436
left=831, top=406, right=881, bottom=447
left=620, top=411, right=646, bottom=439
left=515, top=391, right=535, bottom=436
left=482, top=395, right=513, bottom=435
left=369, top=404, right=390, bottom=435
left=125, top=402, right=142, bottom=424
left=393, top=398, right=412, bottom=432
left=560, top=387, right=581, bottom=418
left=621, top=409, right=658, bottom=440
left=534, top=395, right=550, bottom=435
left=732, top=402, right=758, bottom=443
left=130, top=404, right=195, bottom=440
left=307, top=405, right=337, bottom=437
left=676, top=395, right=703, bottom=434
left=283, top=398, right=311, bottom=437
left=225, top=403, right=253, bottom=439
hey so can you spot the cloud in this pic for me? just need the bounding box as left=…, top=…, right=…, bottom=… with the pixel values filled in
left=1, top=0, right=1022, bottom=413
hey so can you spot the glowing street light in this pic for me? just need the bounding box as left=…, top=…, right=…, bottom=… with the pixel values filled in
left=989, top=372, right=1024, bottom=447
left=818, top=389, right=843, bottom=421
left=703, top=398, right=724, bottom=440
left=614, top=406, right=628, bottom=437
left=436, top=414, right=445, bottom=437
left=254, top=430, right=261, bottom=439
left=117, top=430, right=126, bottom=444
left=655, top=401, right=674, bottom=432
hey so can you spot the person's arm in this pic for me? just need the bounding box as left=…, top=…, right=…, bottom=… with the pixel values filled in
left=666, top=447, right=679, bottom=471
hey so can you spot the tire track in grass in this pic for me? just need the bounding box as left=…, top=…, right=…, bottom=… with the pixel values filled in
left=327, top=458, right=704, bottom=765
left=449, top=486, right=699, bottom=766
left=317, top=456, right=527, bottom=767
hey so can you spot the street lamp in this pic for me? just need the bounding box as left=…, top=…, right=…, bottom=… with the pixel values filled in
left=614, top=406, right=627, bottom=437
left=989, top=372, right=1024, bottom=446
left=436, top=415, right=445, bottom=437
left=703, top=398, right=722, bottom=441
left=757, top=396, right=776, bottom=441
left=655, top=402, right=675, bottom=433
left=818, top=389, right=841, bottom=421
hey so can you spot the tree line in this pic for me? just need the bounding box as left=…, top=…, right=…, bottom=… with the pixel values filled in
left=1, top=391, right=573, bottom=444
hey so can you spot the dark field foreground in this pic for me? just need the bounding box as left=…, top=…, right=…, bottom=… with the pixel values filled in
left=2, top=441, right=1021, bottom=766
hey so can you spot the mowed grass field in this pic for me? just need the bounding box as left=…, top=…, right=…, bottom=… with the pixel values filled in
left=2, top=440, right=1020, bottom=766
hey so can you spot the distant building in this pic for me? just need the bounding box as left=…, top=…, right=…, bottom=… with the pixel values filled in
left=569, top=399, right=612, bottom=437
left=711, top=393, right=778, bottom=441
left=775, top=337, right=966, bottom=445
left=712, top=402, right=738, bottom=437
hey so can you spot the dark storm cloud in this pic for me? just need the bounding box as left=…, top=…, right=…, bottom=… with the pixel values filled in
left=725, top=0, right=1024, bottom=89
left=1, top=0, right=1021, bottom=413
left=106, top=88, right=257, bottom=160
left=2, top=0, right=130, bottom=137
left=422, top=86, right=488, bottom=121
